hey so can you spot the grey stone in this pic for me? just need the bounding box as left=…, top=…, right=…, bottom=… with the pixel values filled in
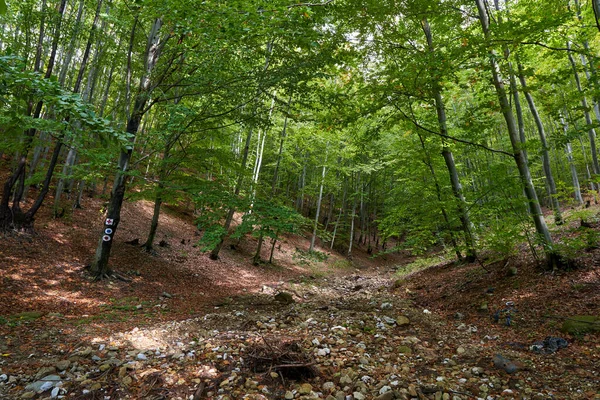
left=55, top=360, right=70, bottom=371
left=34, top=366, right=56, bottom=380
left=353, top=392, right=365, bottom=400
left=375, top=392, right=394, bottom=400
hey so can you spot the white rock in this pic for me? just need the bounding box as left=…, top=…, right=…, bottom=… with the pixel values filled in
left=0, top=374, right=7, bottom=382
left=354, top=392, right=366, bottom=400
left=317, top=348, right=330, bottom=356
left=379, top=385, right=392, bottom=394
left=51, top=387, right=60, bottom=398
left=39, top=381, right=54, bottom=392
left=423, top=309, right=432, bottom=314
left=136, top=353, right=147, bottom=360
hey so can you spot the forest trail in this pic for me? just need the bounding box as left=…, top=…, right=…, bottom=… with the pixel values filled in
left=2, top=267, right=599, bottom=399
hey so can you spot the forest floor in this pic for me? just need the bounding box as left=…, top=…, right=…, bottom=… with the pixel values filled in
left=0, top=196, right=599, bottom=399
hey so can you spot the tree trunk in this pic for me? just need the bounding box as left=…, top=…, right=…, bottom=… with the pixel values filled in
left=90, top=17, right=163, bottom=277
left=209, top=41, right=274, bottom=260
left=253, top=233, right=264, bottom=265
left=560, top=113, right=584, bottom=205
left=567, top=42, right=600, bottom=183
left=516, top=61, right=562, bottom=223
left=310, top=145, right=328, bottom=252
left=271, top=96, right=291, bottom=195
left=0, top=0, right=67, bottom=230
left=269, top=234, right=278, bottom=263
left=422, top=18, right=476, bottom=261
left=144, top=186, right=163, bottom=252
left=347, top=173, right=358, bottom=258
left=58, top=0, right=85, bottom=87
left=474, top=0, right=555, bottom=265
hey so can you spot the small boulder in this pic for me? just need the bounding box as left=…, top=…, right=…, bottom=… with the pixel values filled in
left=55, top=360, right=70, bottom=371
left=375, top=392, right=394, bottom=400
left=396, top=315, right=410, bottom=326
left=274, top=292, right=295, bottom=304
left=298, top=383, right=313, bottom=394
left=34, top=366, right=56, bottom=380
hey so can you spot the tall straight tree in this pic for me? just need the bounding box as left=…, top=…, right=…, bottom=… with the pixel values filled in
left=421, top=17, right=476, bottom=261
left=473, top=0, right=556, bottom=266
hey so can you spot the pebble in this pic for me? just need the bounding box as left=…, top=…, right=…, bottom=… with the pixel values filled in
left=298, top=383, right=313, bottom=394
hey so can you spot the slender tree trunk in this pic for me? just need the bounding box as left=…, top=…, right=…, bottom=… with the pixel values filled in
left=209, top=125, right=253, bottom=260
left=58, top=0, right=85, bottom=87
left=567, top=42, right=600, bottom=183
left=418, top=134, right=463, bottom=260
left=269, top=233, right=278, bottom=263
left=560, top=113, right=584, bottom=205
left=516, top=61, right=562, bottom=223
left=347, top=173, right=359, bottom=258
left=144, top=184, right=163, bottom=252
left=422, top=18, right=476, bottom=261
left=33, top=0, right=47, bottom=73
left=474, top=0, right=555, bottom=265
left=209, top=41, right=274, bottom=260
left=310, top=145, right=328, bottom=252
left=271, top=96, right=291, bottom=196
left=0, top=0, right=67, bottom=230
left=90, top=17, right=163, bottom=277
left=330, top=182, right=346, bottom=250
left=253, top=234, right=264, bottom=265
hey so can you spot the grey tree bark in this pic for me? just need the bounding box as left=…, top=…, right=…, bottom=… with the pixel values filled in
left=567, top=42, right=600, bottom=188
left=310, top=145, right=328, bottom=252
left=422, top=17, right=476, bottom=261
left=516, top=61, right=562, bottom=223
left=474, top=0, right=555, bottom=265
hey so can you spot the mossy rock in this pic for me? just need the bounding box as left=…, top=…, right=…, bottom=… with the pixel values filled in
left=392, top=278, right=404, bottom=289
left=274, top=292, right=294, bottom=304
left=561, top=315, right=600, bottom=335
left=12, top=311, right=44, bottom=321
left=397, top=345, right=412, bottom=354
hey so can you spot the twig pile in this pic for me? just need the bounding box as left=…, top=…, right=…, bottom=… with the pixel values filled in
left=245, top=336, right=318, bottom=380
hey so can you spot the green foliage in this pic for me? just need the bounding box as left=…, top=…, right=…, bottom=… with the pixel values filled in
left=394, top=255, right=449, bottom=279
left=551, top=227, right=600, bottom=260
left=234, top=199, right=308, bottom=242
left=293, top=248, right=329, bottom=264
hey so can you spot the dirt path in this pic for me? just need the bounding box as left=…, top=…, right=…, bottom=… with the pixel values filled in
left=2, top=270, right=598, bottom=399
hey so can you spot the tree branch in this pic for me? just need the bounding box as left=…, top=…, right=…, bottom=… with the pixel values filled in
left=287, top=0, right=334, bottom=8
left=393, top=104, right=515, bottom=157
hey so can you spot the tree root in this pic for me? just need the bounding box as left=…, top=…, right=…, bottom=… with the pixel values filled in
left=92, top=271, right=132, bottom=282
